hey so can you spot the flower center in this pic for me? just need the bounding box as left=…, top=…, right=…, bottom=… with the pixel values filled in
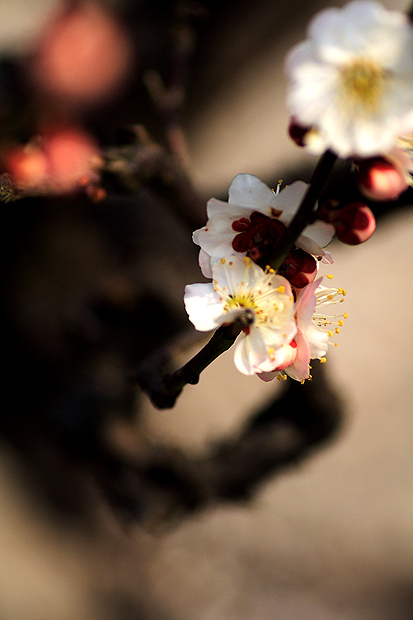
left=224, top=293, right=258, bottom=313
left=232, top=211, right=287, bottom=265
left=340, top=59, right=385, bottom=113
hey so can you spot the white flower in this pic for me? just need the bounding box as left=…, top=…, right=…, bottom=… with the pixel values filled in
left=285, top=0, right=413, bottom=158
left=193, top=173, right=334, bottom=278
left=184, top=255, right=297, bottom=375
left=259, top=277, right=348, bottom=382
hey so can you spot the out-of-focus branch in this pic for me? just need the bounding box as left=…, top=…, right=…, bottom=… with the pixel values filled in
left=143, top=1, right=207, bottom=168
left=102, top=125, right=205, bottom=231
left=0, top=173, right=19, bottom=202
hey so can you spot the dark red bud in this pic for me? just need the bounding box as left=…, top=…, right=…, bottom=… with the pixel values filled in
left=279, top=248, right=318, bottom=288
left=330, top=202, right=376, bottom=245
left=288, top=117, right=311, bottom=148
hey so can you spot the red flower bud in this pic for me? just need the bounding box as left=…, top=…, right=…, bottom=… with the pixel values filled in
left=279, top=248, right=318, bottom=288
left=288, top=117, right=311, bottom=148
left=329, top=202, right=376, bottom=245
left=356, top=157, right=408, bottom=201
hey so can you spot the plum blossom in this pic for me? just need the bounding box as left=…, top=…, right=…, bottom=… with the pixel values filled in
left=184, top=255, right=297, bottom=375
left=193, top=173, right=335, bottom=278
left=259, top=277, right=347, bottom=382
left=285, top=0, right=413, bottom=158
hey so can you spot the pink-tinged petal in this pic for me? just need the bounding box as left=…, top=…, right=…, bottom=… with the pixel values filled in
left=198, top=248, right=212, bottom=278
left=285, top=330, right=311, bottom=381
left=257, top=371, right=278, bottom=382
left=320, top=250, right=334, bottom=265
left=295, top=277, right=322, bottom=332
left=184, top=283, right=224, bottom=331
left=228, top=174, right=274, bottom=210
left=305, top=323, right=329, bottom=358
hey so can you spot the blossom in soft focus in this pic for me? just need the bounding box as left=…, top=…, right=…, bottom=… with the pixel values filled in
left=259, top=277, right=347, bottom=382
left=184, top=255, right=297, bottom=375
left=29, top=1, right=133, bottom=108
left=285, top=0, right=413, bottom=158
left=193, top=174, right=334, bottom=278
left=3, top=127, right=101, bottom=194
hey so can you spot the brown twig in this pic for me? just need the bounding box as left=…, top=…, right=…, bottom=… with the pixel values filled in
left=269, top=150, right=337, bottom=271
left=132, top=310, right=254, bottom=409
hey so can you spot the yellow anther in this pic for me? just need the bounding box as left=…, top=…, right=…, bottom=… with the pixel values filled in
left=335, top=327, right=340, bottom=334
left=338, top=320, right=344, bottom=326
left=326, top=274, right=334, bottom=279
left=334, top=342, right=338, bottom=347
left=221, top=258, right=226, bottom=264
left=343, top=312, right=349, bottom=319
left=244, top=257, right=252, bottom=267
left=277, top=285, right=286, bottom=294
left=328, top=330, right=334, bottom=337
left=327, top=294, right=333, bottom=300
left=320, top=357, right=327, bottom=363
left=282, top=374, right=287, bottom=381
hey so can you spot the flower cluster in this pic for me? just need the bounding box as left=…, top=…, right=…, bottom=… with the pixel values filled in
left=184, top=175, right=347, bottom=382
left=286, top=0, right=413, bottom=202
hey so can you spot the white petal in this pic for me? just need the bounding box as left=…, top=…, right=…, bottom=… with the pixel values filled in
left=184, top=283, right=225, bottom=331
left=198, top=248, right=212, bottom=278
left=258, top=320, right=297, bottom=350
left=301, top=220, right=335, bottom=248
left=274, top=181, right=308, bottom=221
left=194, top=225, right=234, bottom=257
left=306, top=323, right=329, bottom=358
left=228, top=174, right=274, bottom=210
left=233, top=328, right=268, bottom=375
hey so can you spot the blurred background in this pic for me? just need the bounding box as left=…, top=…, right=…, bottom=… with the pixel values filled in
left=0, top=0, right=412, bottom=619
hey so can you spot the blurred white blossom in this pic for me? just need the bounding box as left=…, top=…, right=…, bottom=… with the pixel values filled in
left=285, top=0, right=413, bottom=158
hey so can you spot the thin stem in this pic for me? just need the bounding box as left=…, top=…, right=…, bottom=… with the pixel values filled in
left=133, top=310, right=254, bottom=409
left=269, top=150, right=337, bottom=271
